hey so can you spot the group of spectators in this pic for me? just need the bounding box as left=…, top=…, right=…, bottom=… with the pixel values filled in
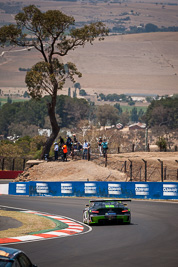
left=53, top=134, right=108, bottom=161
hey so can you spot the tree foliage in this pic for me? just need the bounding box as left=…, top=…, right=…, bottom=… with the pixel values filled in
left=0, top=5, right=108, bottom=158
left=145, top=97, right=178, bottom=129
left=0, top=136, right=46, bottom=159
left=0, top=96, right=90, bottom=137
left=156, top=136, right=167, bottom=151
left=96, top=104, right=119, bottom=126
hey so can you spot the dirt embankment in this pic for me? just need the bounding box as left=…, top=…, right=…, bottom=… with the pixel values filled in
left=16, top=152, right=178, bottom=182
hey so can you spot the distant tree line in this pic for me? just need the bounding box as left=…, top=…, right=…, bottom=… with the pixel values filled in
left=0, top=95, right=177, bottom=138
left=110, top=23, right=178, bottom=34
left=98, top=93, right=131, bottom=102
left=0, top=95, right=90, bottom=137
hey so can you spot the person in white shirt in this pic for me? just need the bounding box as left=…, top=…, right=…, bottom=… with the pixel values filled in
left=83, top=140, right=88, bottom=159
left=54, top=142, right=59, bottom=161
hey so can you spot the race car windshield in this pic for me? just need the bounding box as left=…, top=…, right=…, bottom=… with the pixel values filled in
left=91, top=201, right=124, bottom=209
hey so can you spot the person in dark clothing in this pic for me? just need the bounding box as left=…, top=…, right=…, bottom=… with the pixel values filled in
left=101, top=139, right=108, bottom=158
left=59, top=136, right=64, bottom=146
left=66, top=136, right=72, bottom=151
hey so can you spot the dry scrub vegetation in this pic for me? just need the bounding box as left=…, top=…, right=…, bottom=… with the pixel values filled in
left=16, top=152, right=178, bottom=183
left=0, top=210, right=56, bottom=238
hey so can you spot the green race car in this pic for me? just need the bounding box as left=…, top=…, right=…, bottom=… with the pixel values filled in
left=83, top=199, right=131, bottom=225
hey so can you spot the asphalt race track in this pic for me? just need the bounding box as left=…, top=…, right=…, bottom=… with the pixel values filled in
left=0, top=195, right=178, bottom=267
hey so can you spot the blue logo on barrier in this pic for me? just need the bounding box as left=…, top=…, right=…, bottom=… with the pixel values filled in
left=135, top=184, right=149, bottom=196
left=61, top=183, right=72, bottom=194
left=163, top=184, right=178, bottom=196
left=16, top=184, right=26, bottom=194
left=108, top=183, right=121, bottom=195
left=36, top=183, right=49, bottom=194
left=84, top=183, right=96, bottom=194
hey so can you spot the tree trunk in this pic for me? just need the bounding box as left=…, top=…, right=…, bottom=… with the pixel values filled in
left=41, top=91, right=60, bottom=159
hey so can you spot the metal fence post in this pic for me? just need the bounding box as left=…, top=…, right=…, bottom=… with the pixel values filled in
left=175, top=160, right=178, bottom=180
left=128, top=159, right=132, bottom=181
left=105, top=151, right=107, bottom=167
left=164, top=167, right=167, bottom=180
left=158, top=159, right=164, bottom=182
left=142, top=159, right=147, bottom=182
left=124, top=161, right=127, bottom=173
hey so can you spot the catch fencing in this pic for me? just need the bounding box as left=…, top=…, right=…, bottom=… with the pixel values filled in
left=90, top=153, right=178, bottom=182
left=1, top=150, right=177, bottom=182
left=0, top=157, right=27, bottom=171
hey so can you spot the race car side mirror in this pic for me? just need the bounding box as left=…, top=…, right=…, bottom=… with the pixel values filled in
left=85, top=204, right=89, bottom=207
left=124, top=203, right=127, bottom=206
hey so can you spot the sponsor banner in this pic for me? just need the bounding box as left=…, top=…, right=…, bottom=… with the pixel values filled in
left=16, top=184, right=26, bottom=194
left=108, top=183, right=121, bottom=195
left=135, top=184, right=149, bottom=196
left=163, top=184, right=178, bottom=196
left=36, top=183, right=49, bottom=194
left=61, top=183, right=72, bottom=194
left=84, top=183, right=96, bottom=194
left=9, top=182, right=178, bottom=199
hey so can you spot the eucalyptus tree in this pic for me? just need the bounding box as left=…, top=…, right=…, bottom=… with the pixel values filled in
left=0, top=5, right=108, bottom=158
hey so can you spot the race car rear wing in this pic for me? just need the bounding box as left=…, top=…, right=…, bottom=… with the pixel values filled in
left=89, top=199, right=131, bottom=203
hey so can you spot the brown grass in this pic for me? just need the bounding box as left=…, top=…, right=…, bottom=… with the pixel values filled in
left=0, top=1, right=178, bottom=96
left=0, top=210, right=56, bottom=238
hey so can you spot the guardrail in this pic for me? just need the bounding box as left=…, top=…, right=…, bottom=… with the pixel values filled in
left=8, top=181, right=178, bottom=200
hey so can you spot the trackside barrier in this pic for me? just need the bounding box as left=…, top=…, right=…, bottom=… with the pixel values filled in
left=8, top=181, right=178, bottom=200
left=0, top=171, right=23, bottom=179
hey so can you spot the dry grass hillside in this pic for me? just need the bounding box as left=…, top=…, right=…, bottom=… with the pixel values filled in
left=0, top=0, right=178, bottom=96
left=16, top=151, right=178, bottom=183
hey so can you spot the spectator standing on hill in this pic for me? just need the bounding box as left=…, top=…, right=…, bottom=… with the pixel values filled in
left=54, top=142, right=59, bottom=161
left=83, top=140, right=88, bottom=159
left=101, top=139, right=108, bottom=158
left=73, top=134, right=77, bottom=143
left=62, top=143, right=68, bottom=161
left=66, top=136, right=72, bottom=151
left=77, top=142, right=83, bottom=151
